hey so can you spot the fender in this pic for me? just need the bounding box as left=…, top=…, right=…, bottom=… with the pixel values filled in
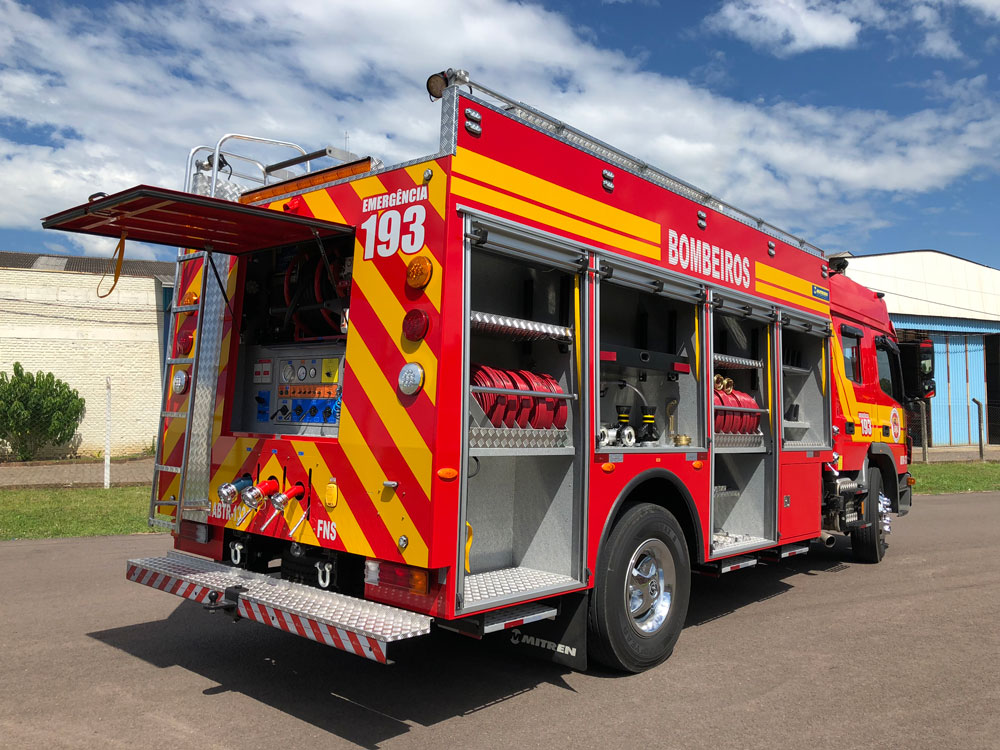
left=865, top=443, right=900, bottom=510
left=597, top=468, right=704, bottom=564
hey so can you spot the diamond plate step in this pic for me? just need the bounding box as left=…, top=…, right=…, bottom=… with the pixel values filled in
left=463, top=566, right=580, bottom=609
left=126, top=551, right=431, bottom=663
left=695, top=554, right=759, bottom=577
left=483, top=601, right=558, bottom=633
left=719, top=555, right=757, bottom=574
left=759, top=544, right=810, bottom=561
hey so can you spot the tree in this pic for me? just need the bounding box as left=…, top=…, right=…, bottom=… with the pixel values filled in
left=0, top=363, right=86, bottom=461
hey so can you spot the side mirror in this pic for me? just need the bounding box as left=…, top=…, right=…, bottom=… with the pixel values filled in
left=922, top=378, right=936, bottom=399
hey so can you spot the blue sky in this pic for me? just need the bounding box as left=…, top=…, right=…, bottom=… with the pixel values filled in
left=2, top=0, right=999, bottom=265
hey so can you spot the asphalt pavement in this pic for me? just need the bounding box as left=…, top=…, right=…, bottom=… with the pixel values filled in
left=0, top=493, right=997, bottom=750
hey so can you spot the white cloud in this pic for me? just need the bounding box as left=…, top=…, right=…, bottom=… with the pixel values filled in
left=706, top=0, right=1000, bottom=59
left=913, top=3, right=963, bottom=58
left=704, top=0, right=867, bottom=55
left=1, top=0, right=1000, bottom=259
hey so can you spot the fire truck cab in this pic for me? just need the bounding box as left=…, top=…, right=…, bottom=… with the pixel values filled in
left=42, top=69, right=923, bottom=673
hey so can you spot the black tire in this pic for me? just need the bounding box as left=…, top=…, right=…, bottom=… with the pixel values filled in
left=852, top=467, right=887, bottom=563
left=588, top=503, right=691, bottom=673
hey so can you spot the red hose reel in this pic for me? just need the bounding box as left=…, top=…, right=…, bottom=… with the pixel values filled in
left=713, top=375, right=760, bottom=434
left=471, top=365, right=567, bottom=430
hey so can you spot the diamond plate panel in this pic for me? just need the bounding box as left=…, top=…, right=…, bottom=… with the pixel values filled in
left=182, top=253, right=227, bottom=515
left=463, top=566, right=577, bottom=605
left=129, top=552, right=432, bottom=642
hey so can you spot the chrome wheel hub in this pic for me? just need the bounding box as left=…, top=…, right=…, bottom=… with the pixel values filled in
left=625, top=538, right=675, bottom=637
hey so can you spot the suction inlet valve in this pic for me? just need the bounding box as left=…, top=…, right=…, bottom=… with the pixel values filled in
left=218, top=476, right=253, bottom=506
left=237, top=479, right=279, bottom=524
left=260, top=485, right=305, bottom=531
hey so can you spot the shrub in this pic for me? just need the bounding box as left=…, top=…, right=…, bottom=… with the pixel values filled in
left=0, top=363, right=86, bottom=461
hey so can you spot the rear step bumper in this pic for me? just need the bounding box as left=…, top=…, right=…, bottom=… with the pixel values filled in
left=126, top=551, right=432, bottom=663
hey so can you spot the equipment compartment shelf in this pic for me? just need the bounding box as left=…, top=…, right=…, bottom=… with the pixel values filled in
left=714, top=432, right=765, bottom=452
left=782, top=420, right=811, bottom=429
left=713, top=353, right=762, bottom=369
left=470, top=310, right=573, bottom=342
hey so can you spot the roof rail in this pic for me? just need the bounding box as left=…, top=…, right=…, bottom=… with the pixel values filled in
left=427, top=68, right=825, bottom=259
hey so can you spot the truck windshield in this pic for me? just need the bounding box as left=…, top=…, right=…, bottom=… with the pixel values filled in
left=876, top=345, right=903, bottom=402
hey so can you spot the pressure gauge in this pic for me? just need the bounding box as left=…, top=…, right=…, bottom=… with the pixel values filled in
left=281, top=364, right=294, bottom=383
left=309, top=367, right=317, bottom=379
left=297, top=365, right=307, bottom=381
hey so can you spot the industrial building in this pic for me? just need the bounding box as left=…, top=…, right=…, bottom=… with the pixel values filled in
left=843, top=250, right=1000, bottom=447
left=0, top=251, right=174, bottom=459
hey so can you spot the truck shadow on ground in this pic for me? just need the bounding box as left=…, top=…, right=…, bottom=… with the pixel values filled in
left=686, top=538, right=856, bottom=627
left=87, top=540, right=860, bottom=748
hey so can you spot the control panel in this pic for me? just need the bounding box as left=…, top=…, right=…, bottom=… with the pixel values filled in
left=232, top=345, right=345, bottom=436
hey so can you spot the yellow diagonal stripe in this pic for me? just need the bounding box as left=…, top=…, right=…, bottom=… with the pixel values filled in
left=350, top=174, right=388, bottom=200
left=351, top=255, right=438, bottom=404
left=291, top=440, right=371, bottom=555
left=338, top=406, right=428, bottom=566
left=452, top=176, right=659, bottom=260
left=303, top=188, right=348, bottom=225
left=342, top=330, right=433, bottom=498
left=756, top=262, right=828, bottom=300
left=830, top=334, right=858, bottom=420
left=756, top=280, right=830, bottom=314
left=453, top=148, right=660, bottom=244
left=404, top=160, right=447, bottom=221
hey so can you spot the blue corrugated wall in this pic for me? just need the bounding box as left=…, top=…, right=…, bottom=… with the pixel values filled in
left=892, top=316, right=995, bottom=446
left=928, top=332, right=984, bottom=445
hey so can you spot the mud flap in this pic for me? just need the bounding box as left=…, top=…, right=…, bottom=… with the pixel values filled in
left=489, top=592, right=589, bottom=671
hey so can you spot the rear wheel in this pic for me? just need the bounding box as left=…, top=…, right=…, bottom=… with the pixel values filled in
left=588, top=503, right=691, bottom=672
left=852, top=468, right=887, bottom=563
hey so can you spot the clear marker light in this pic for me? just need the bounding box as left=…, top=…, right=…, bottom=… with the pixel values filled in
left=398, top=363, right=425, bottom=395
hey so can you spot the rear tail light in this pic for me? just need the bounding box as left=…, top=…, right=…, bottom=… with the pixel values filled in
left=364, top=560, right=429, bottom=595
left=174, top=329, right=194, bottom=356
left=402, top=309, right=430, bottom=341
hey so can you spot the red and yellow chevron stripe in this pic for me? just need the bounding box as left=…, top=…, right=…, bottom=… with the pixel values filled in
left=206, top=160, right=450, bottom=568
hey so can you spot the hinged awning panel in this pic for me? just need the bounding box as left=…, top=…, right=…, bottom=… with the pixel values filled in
left=41, top=184, right=353, bottom=255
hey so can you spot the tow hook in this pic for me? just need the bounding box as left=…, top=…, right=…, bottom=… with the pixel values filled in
left=204, top=585, right=247, bottom=617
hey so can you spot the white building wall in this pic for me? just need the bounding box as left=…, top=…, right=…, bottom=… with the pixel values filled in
left=0, top=268, right=165, bottom=458
left=844, top=251, right=1000, bottom=321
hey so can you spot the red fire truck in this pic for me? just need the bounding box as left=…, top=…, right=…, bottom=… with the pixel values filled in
left=42, top=69, right=932, bottom=673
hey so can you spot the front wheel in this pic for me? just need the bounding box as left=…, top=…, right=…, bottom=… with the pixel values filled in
left=852, top=468, right=887, bottom=563
left=588, top=503, right=691, bottom=672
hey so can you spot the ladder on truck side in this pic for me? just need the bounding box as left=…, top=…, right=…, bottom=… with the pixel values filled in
left=148, top=249, right=211, bottom=531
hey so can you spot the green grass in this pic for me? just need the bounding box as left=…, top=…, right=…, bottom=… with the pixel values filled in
left=909, top=461, right=1000, bottom=495
left=0, top=486, right=161, bottom=541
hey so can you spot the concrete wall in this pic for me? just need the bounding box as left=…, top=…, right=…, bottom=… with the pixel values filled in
left=0, top=268, right=165, bottom=459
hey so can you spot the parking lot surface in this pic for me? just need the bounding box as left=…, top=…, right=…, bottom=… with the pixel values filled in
left=1, top=492, right=997, bottom=749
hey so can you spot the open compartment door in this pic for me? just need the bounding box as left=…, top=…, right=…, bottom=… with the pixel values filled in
left=41, top=184, right=353, bottom=252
